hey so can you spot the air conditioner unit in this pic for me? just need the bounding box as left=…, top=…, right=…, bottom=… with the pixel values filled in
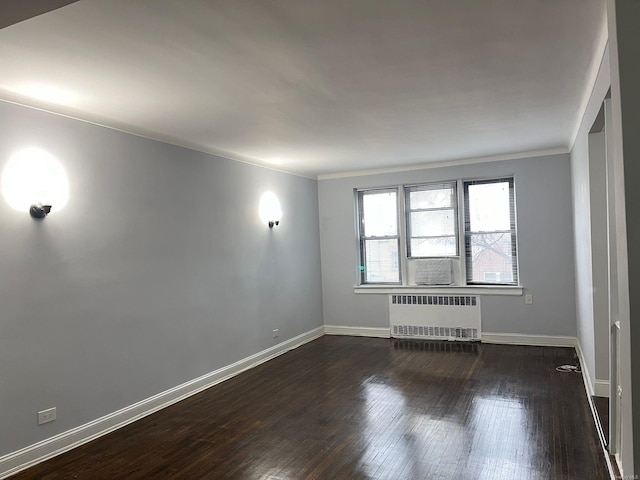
left=411, top=258, right=453, bottom=285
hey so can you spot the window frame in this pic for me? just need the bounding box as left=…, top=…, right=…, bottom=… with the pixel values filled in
left=404, top=181, right=459, bottom=258
left=463, top=177, right=518, bottom=286
left=357, top=187, right=402, bottom=285
left=355, top=176, right=519, bottom=288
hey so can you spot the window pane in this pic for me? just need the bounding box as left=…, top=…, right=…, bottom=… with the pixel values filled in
left=362, top=191, right=397, bottom=237
left=409, top=185, right=453, bottom=209
left=410, top=209, right=456, bottom=237
left=467, top=232, right=515, bottom=283
left=411, top=236, right=457, bottom=257
left=364, top=239, right=400, bottom=283
left=407, top=182, right=458, bottom=258
left=467, top=182, right=511, bottom=232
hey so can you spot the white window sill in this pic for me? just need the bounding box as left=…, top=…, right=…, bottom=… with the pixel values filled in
left=353, top=285, right=523, bottom=296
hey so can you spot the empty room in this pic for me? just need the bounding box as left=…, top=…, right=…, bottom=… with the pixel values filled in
left=1, top=1, right=640, bottom=479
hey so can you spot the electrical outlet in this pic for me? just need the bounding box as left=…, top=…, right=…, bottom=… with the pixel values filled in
left=525, top=294, right=533, bottom=305
left=37, top=407, right=56, bottom=425
left=272, top=329, right=279, bottom=338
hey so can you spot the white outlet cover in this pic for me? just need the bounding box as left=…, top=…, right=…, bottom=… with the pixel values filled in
left=37, top=407, right=56, bottom=425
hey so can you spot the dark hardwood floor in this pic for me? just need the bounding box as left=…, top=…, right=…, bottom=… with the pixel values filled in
left=11, top=336, right=608, bottom=479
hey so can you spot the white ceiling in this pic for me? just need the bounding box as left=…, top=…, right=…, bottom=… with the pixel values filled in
left=0, top=0, right=606, bottom=178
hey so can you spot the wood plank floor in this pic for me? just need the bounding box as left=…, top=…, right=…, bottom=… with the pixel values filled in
left=10, top=336, right=608, bottom=479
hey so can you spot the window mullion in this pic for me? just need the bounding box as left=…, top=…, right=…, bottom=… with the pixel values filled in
left=410, top=207, right=455, bottom=213
left=466, top=229, right=513, bottom=235
left=362, top=235, right=401, bottom=240
left=357, top=189, right=368, bottom=284
left=398, top=185, right=408, bottom=285
left=411, top=234, right=458, bottom=239
left=509, top=179, right=518, bottom=284
left=458, top=178, right=467, bottom=284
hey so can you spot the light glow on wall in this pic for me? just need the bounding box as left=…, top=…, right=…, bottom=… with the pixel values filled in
left=264, top=157, right=290, bottom=166
left=8, top=83, right=80, bottom=106
left=2, top=148, right=69, bottom=214
left=259, top=191, right=282, bottom=227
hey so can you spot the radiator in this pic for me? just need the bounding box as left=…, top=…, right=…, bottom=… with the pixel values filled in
left=389, top=294, right=481, bottom=341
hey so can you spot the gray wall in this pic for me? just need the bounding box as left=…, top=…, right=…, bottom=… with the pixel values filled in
left=0, top=100, right=324, bottom=456
left=569, top=43, right=611, bottom=399
left=318, top=154, right=577, bottom=336
left=572, top=118, right=597, bottom=388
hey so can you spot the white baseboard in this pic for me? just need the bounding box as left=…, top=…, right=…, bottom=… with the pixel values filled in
left=0, top=326, right=325, bottom=480
left=324, top=325, right=390, bottom=338
left=615, top=453, right=622, bottom=479
left=594, top=380, right=610, bottom=398
left=574, top=344, right=611, bottom=398
left=575, top=340, right=595, bottom=397
left=323, top=328, right=577, bottom=346
left=482, top=333, right=577, bottom=347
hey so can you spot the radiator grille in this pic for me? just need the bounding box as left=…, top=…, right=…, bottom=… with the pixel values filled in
left=391, top=295, right=477, bottom=306
left=392, top=324, right=479, bottom=340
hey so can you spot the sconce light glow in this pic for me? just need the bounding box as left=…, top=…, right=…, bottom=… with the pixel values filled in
left=259, top=191, right=282, bottom=228
left=264, top=157, right=289, bottom=166
left=2, top=148, right=69, bottom=216
left=8, top=83, right=80, bottom=106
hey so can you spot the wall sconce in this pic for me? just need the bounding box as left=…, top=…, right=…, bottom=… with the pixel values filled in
left=1, top=148, right=68, bottom=220
left=29, top=204, right=52, bottom=219
left=259, top=191, right=282, bottom=229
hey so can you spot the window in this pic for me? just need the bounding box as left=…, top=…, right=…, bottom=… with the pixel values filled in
left=405, top=182, right=457, bottom=257
left=464, top=178, right=517, bottom=285
left=357, top=189, right=400, bottom=284
left=356, top=177, right=518, bottom=286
